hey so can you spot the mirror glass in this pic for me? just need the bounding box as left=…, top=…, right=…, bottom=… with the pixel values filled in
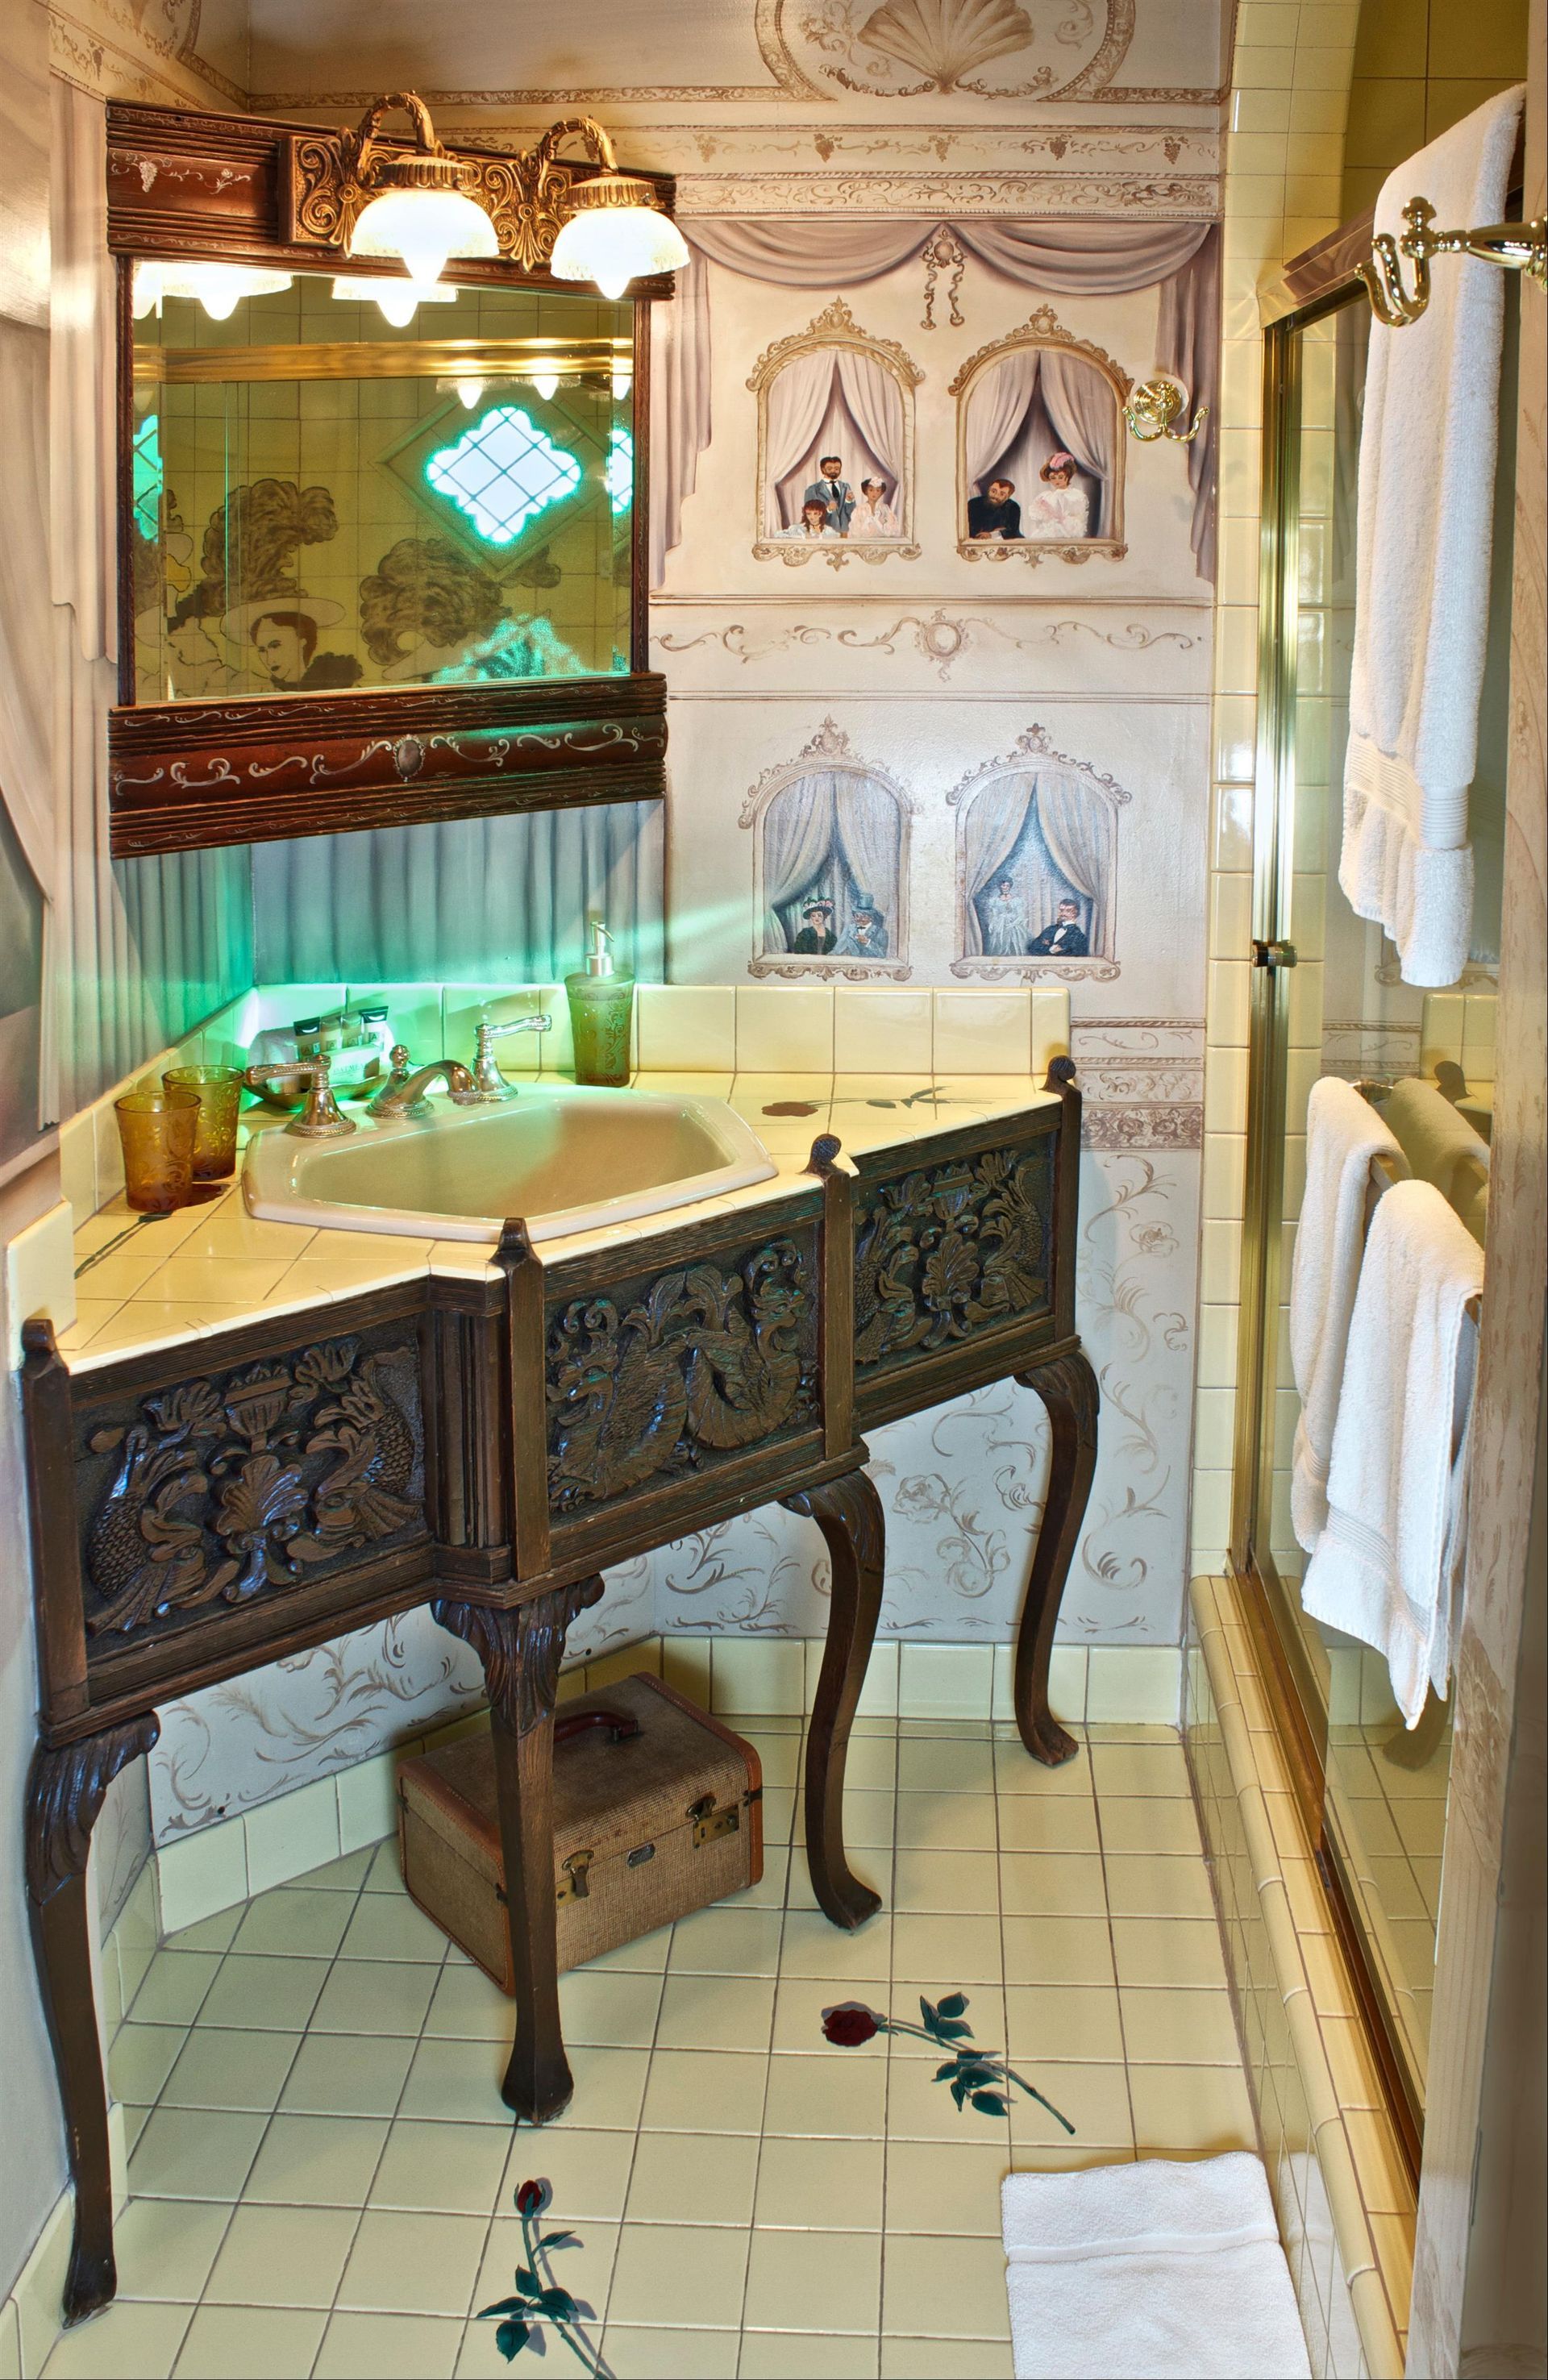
left=129, top=269, right=635, bottom=703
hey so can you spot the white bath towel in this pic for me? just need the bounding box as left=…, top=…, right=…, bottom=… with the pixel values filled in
left=1302, top=1179, right=1484, bottom=1726
left=1384, top=1075, right=1492, bottom=1216
left=1290, top=1077, right=1408, bottom=1551
left=1001, top=2153, right=1310, bottom=2379
left=1341, top=85, right=1525, bottom=987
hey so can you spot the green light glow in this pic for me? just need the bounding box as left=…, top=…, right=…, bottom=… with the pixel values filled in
left=606, top=426, right=634, bottom=516
left=425, top=405, right=580, bottom=547
left=133, top=414, right=162, bottom=541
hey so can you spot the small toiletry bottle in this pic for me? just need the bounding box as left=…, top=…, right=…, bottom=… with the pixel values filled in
left=564, top=920, right=635, bottom=1087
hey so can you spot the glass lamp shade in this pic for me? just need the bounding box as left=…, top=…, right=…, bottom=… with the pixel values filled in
left=348, top=185, right=497, bottom=285
left=549, top=206, right=689, bottom=301
left=135, top=261, right=293, bottom=320
left=331, top=277, right=457, bottom=327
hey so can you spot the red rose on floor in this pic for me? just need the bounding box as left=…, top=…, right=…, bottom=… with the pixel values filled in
left=822, top=2000, right=881, bottom=2046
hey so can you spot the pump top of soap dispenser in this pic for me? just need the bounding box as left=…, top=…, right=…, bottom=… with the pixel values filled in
left=583, top=918, right=616, bottom=976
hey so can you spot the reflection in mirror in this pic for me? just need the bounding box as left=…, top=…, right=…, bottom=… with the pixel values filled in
left=129, top=269, right=635, bottom=703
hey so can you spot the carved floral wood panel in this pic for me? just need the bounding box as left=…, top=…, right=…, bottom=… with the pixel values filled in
left=853, top=1138, right=1055, bottom=1374
left=77, top=1328, right=426, bottom=1649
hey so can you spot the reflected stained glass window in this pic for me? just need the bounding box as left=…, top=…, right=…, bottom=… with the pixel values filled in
left=133, top=413, right=162, bottom=541
left=606, top=426, right=634, bottom=516
left=425, top=406, right=580, bottom=547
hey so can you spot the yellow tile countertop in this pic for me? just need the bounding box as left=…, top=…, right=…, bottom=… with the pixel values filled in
left=62, top=1071, right=1058, bottom=1376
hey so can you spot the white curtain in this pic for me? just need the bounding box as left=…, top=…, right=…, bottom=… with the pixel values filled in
left=832, top=778, right=902, bottom=950
left=764, top=350, right=840, bottom=533
left=834, top=348, right=905, bottom=490
left=1155, top=225, right=1220, bottom=580
left=1039, top=348, right=1119, bottom=537
left=1035, top=768, right=1115, bottom=956
left=965, top=350, right=1041, bottom=491
left=775, top=377, right=888, bottom=530
left=962, top=778, right=1036, bottom=956
left=647, top=242, right=711, bottom=586
left=0, top=328, right=54, bottom=909
left=760, top=774, right=837, bottom=951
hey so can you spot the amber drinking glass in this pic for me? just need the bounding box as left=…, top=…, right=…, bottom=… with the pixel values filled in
left=114, top=1086, right=201, bottom=1213
left=163, top=1063, right=243, bottom=1180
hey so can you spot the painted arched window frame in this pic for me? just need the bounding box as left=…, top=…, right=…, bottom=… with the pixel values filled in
left=948, top=726, right=1132, bottom=983
left=740, top=718, right=917, bottom=980
left=747, top=299, right=923, bottom=568
left=949, top=305, right=1131, bottom=567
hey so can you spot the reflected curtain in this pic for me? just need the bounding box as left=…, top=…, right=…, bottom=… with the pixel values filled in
left=655, top=217, right=1217, bottom=581
left=759, top=773, right=837, bottom=951
left=764, top=349, right=839, bottom=531
left=1038, top=348, right=1118, bottom=536
left=251, top=802, right=666, bottom=984
left=834, top=347, right=905, bottom=490
left=966, top=349, right=1041, bottom=492
left=961, top=777, right=1036, bottom=957
left=1034, top=768, right=1115, bottom=956
left=831, top=777, right=902, bottom=948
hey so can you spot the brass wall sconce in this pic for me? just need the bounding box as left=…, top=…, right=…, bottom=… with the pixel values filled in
left=1123, top=377, right=1208, bottom=443
left=1360, top=196, right=1548, bottom=327
left=284, top=94, right=685, bottom=293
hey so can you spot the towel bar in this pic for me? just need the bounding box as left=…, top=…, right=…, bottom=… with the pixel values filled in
left=1359, top=196, right=1547, bottom=326
left=1365, top=1148, right=1483, bottom=1322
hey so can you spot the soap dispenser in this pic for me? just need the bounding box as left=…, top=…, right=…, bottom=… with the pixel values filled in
left=564, top=919, right=635, bottom=1087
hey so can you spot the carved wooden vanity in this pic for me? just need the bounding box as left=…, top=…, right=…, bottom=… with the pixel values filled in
left=23, top=1066, right=1096, bottom=2324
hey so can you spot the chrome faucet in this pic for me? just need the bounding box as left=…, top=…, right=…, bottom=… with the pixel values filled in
left=240, top=1057, right=356, bottom=1138
left=367, top=1058, right=484, bottom=1121
left=471, top=1013, right=551, bottom=1101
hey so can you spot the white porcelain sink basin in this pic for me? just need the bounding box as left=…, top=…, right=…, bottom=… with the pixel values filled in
left=243, top=1084, right=778, bottom=1243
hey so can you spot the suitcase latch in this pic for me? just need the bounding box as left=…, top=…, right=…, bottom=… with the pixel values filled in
left=556, top=1849, right=593, bottom=1904
left=689, top=1794, right=740, bottom=1848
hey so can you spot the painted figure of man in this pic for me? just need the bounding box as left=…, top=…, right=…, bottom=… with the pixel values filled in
left=1026, top=897, right=1089, bottom=957
left=983, top=874, right=1029, bottom=955
left=804, top=456, right=855, bottom=535
left=967, top=477, right=1022, bottom=539
left=836, top=894, right=888, bottom=959
left=792, top=898, right=836, bottom=954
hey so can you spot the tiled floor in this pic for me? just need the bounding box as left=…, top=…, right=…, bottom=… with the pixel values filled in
left=53, top=1717, right=1255, bottom=2380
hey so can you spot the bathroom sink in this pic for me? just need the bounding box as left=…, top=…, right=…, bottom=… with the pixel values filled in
left=243, top=1083, right=779, bottom=1243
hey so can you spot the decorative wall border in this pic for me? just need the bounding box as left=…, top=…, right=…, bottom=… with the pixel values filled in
left=947, top=725, right=1132, bottom=980
left=739, top=716, right=918, bottom=980
left=949, top=306, right=1132, bottom=565
left=747, top=298, right=924, bottom=567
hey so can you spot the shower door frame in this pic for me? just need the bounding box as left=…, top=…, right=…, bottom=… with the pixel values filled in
left=1227, top=267, right=1426, bottom=2182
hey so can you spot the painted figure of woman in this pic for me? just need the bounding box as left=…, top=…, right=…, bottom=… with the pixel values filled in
left=848, top=478, right=900, bottom=540
left=983, top=874, right=1029, bottom=956
left=1026, top=453, right=1090, bottom=541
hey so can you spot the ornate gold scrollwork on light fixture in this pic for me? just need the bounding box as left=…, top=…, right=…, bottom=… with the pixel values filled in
left=281, top=94, right=676, bottom=285
left=1359, top=194, right=1548, bottom=327
left=1123, top=377, right=1207, bottom=443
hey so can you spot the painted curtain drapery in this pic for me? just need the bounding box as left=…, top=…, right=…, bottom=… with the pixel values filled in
left=1038, top=349, right=1119, bottom=538
left=655, top=219, right=1218, bottom=580
left=764, top=347, right=840, bottom=532
left=961, top=777, right=1037, bottom=958
left=759, top=772, right=838, bottom=951
left=1035, top=768, right=1116, bottom=957
left=834, top=347, right=905, bottom=497
left=965, top=349, right=1042, bottom=493
left=831, top=778, right=903, bottom=953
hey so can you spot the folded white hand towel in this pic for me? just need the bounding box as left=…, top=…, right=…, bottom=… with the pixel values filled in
left=1341, top=85, right=1525, bottom=987
left=1001, top=2153, right=1310, bottom=2379
left=1384, top=1075, right=1492, bottom=1214
left=1302, top=1179, right=1484, bottom=1726
left=1290, top=1077, right=1408, bottom=1551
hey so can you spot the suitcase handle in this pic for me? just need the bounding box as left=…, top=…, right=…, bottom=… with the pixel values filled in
left=553, top=1707, right=642, bottom=1749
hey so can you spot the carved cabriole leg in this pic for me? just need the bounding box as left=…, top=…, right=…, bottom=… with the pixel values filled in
left=26, top=1716, right=160, bottom=2326
left=781, top=1470, right=884, bottom=1931
left=1013, top=1349, right=1100, bottom=1767
left=433, top=1579, right=603, bottom=2122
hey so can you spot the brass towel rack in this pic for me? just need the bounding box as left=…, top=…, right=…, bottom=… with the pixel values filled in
left=1359, top=196, right=1548, bottom=326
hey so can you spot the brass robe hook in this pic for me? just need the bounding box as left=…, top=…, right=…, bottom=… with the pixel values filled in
left=1123, top=377, right=1208, bottom=443
left=1359, top=195, right=1548, bottom=327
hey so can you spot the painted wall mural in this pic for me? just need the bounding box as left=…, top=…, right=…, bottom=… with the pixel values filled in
left=951, top=307, right=1130, bottom=562
left=951, top=725, right=1129, bottom=980
left=750, top=299, right=922, bottom=563
left=741, top=719, right=915, bottom=979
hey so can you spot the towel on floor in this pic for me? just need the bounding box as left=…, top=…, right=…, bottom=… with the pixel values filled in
left=1384, top=1076, right=1491, bottom=1222
left=1302, top=1178, right=1484, bottom=1726
left=1341, top=85, right=1525, bottom=987
left=1291, top=1077, right=1408, bottom=1551
left=1001, top=2153, right=1310, bottom=2380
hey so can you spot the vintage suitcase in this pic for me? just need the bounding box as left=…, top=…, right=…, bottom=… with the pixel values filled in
left=396, top=1672, right=764, bottom=1987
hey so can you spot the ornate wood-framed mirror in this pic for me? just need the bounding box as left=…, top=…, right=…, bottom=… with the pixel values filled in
left=105, top=101, right=677, bottom=856
left=949, top=305, right=1131, bottom=566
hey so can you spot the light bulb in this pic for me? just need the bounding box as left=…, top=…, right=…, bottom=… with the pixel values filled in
left=454, top=377, right=485, bottom=409
left=349, top=186, right=497, bottom=284
left=610, top=369, right=633, bottom=402
left=531, top=370, right=560, bottom=401
left=550, top=206, right=688, bottom=301
left=332, top=277, right=458, bottom=326
left=145, top=262, right=293, bottom=319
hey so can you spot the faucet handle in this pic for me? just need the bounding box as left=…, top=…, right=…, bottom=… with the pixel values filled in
left=240, top=1055, right=356, bottom=1139
left=472, top=1013, right=551, bottom=1099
